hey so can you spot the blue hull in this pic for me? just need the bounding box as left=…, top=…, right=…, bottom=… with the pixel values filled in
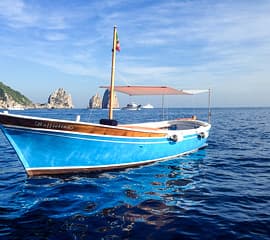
left=1, top=126, right=208, bottom=175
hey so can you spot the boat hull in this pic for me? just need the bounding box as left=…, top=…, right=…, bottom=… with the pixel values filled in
left=0, top=124, right=209, bottom=176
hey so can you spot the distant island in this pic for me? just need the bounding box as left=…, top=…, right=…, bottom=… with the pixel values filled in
left=0, top=81, right=121, bottom=110
left=0, top=81, right=34, bottom=109
left=0, top=82, right=73, bottom=109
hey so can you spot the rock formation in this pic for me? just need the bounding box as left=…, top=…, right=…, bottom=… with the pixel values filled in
left=102, top=89, right=119, bottom=109
left=0, top=82, right=75, bottom=109
left=0, top=81, right=33, bottom=109
left=47, top=88, right=73, bottom=109
left=89, top=93, right=102, bottom=109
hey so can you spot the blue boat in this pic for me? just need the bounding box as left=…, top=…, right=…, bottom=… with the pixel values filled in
left=0, top=112, right=210, bottom=176
left=0, top=26, right=211, bottom=176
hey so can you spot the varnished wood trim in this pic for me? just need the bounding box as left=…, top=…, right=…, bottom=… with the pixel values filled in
left=0, top=114, right=166, bottom=138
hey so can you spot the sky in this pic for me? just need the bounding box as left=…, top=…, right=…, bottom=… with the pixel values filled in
left=0, top=0, right=270, bottom=108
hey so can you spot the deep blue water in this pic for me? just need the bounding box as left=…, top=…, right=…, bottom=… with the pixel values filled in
left=0, top=108, right=270, bottom=239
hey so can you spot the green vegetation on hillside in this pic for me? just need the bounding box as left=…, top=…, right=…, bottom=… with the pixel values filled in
left=0, top=81, right=33, bottom=105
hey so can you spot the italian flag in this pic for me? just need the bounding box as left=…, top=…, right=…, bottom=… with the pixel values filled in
left=116, top=32, right=120, bottom=52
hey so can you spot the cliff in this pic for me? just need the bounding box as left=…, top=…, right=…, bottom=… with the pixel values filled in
left=89, top=93, right=102, bottom=109
left=47, top=88, right=73, bottom=109
left=102, top=89, right=119, bottom=109
left=0, top=82, right=33, bottom=109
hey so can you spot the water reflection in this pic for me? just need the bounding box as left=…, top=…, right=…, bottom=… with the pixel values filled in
left=1, top=108, right=270, bottom=239
left=6, top=150, right=206, bottom=238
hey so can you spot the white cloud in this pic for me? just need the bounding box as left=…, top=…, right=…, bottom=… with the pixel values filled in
left=44, top=32, right=67, bottom=41
left=46, top=15, right=70, bottom=30
left=0, top=0, right=38, bottom=27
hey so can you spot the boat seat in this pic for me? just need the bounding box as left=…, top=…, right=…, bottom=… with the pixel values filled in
left=99, top=119, right=118, bottom=126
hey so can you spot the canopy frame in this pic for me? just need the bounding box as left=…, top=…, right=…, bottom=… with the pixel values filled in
left=100, top=85, right=211, bottom=123
left=100, top=86, right=193, bottom=96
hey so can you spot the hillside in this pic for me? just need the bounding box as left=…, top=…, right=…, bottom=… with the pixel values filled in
left=0, top=82, right=33, bottom=108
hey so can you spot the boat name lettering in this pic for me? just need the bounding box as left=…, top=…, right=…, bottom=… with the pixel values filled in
left=34, top=121, right=74, bottom=130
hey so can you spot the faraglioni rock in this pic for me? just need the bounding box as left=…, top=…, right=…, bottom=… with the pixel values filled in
left=48, top=88, right=73, bottom=109
left=0, top=81, right=33, bottom=109
left=102, top=89, right=119, bottom=109
left=89, top=93, right=102, bottom=109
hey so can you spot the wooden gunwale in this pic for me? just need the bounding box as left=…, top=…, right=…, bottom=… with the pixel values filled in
left=0, top=113, right=166, bottom=138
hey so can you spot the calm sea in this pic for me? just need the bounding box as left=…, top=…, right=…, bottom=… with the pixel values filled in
left=0, top=108, right=269, bottom=240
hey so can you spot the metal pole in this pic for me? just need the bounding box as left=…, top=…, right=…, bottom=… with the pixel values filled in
left=162, top=95, right=164, bottom=120
left=208, top=88, right=211, bottom=123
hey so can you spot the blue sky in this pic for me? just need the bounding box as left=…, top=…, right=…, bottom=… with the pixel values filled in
left=0, top=0, right=270, bottom=108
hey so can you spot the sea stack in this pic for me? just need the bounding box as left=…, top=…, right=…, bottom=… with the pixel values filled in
left=102, top=89, right=119, bottom=109
left=89, top=93, right=102, bottom=109
left=48, top=88, right=73, bottom=109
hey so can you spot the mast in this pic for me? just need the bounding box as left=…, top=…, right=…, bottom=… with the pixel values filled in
left=109, top=26, right=117, bottom=120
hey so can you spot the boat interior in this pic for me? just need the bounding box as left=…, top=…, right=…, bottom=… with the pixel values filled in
left=119, top=117, right=208, bottom=132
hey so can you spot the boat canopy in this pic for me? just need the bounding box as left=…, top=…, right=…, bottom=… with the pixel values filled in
left=100, top=86, right=208, bottom=96
left=182, top=89, right=209, bottom=95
